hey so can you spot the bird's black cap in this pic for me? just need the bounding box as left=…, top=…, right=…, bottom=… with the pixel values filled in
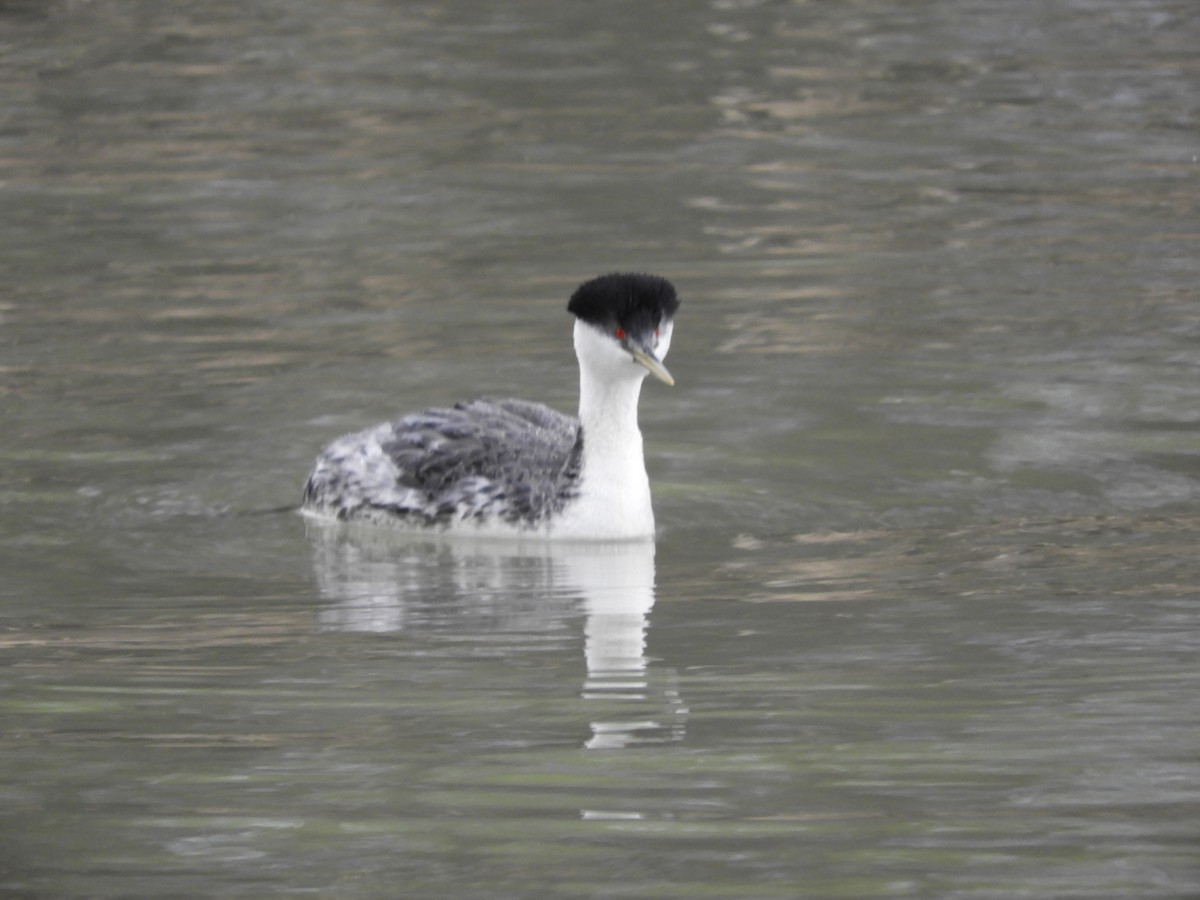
left=567, top=273, right=680, bottom=335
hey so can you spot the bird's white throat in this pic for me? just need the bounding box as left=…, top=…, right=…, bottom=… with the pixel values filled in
left=549, top=321, right=669, bottom=540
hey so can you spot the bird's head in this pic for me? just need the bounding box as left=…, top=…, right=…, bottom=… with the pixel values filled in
left=567, top=273, right=680, bottom=385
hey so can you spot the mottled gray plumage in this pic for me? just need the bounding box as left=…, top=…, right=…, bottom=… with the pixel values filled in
left=303, top=398, right=583, bottom=528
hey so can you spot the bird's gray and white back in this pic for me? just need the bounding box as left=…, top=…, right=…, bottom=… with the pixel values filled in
left=303, top=398, right=583, bottom=529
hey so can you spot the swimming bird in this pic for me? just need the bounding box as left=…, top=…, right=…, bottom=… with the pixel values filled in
left=302, top=273, right=680, bottom=539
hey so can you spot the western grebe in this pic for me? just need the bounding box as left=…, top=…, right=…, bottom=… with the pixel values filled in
left=302, top=273, right=680, bottom=539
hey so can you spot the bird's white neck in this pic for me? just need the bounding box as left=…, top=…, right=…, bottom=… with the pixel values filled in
left=553, top=323, right=656, bottom=540
left=575, top=370, right=653, bottom=539
left=578, top=365, right=647, bottom=474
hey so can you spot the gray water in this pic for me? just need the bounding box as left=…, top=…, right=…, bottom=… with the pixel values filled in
left=3, top=0, right=1199, bottom=897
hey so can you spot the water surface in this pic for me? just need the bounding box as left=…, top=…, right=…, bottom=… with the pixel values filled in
left=2, top=0, right=1198, bottom=897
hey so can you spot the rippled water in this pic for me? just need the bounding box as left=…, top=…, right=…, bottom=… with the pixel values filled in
left=2, top=0, right=1198, bottom=897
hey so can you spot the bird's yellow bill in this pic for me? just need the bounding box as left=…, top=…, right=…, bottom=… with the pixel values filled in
left=628, top=345, right=674, bottom=386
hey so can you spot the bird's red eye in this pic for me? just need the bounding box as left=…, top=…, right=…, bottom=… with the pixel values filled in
left=655, top=327, right=660, bottom=337
left=614, top=328, right=626, bottom=340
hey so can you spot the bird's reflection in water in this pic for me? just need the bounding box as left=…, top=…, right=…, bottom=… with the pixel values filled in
left=306, top=521, right=686, bottom=749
